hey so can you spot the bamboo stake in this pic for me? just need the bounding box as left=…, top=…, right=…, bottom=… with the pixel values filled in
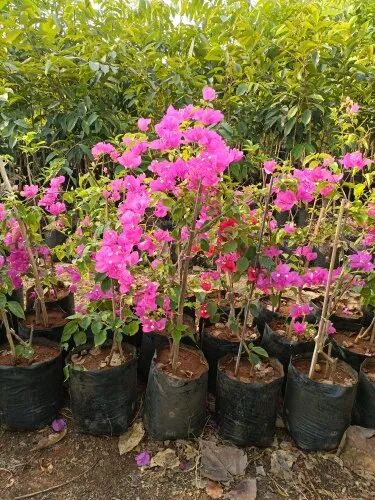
left=1, top=309, right=16, bottom=357
left=0, top=159, right=48, bottom=327
left=308, top=199, right=346, bottom=379
left=171, top=181, right=203, bottom=372
left=234, top=176, right=274, bottom=376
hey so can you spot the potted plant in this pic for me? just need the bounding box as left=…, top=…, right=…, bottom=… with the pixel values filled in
left=284, top=200, right=359, bottom=450
left=0, top=232, right=63, bottom=430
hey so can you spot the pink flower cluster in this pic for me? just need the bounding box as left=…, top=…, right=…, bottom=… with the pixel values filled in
left=133, top=281, right=168, bottom=332
left=38, top=176, right=66, bottom=215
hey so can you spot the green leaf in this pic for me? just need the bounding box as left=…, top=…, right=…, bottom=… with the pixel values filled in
left=124, top=320, right=139, bottom=336
left=91, top=321, right=103, bottom=335
left=222, top=240, right=237, bottom=253
left=73, top=330, right=87, bottom=346
left=300, top=109, right=312, bottom=126
left=200, top=239, right=209, bottom=252
left=7, top=301, right=25, bottom=319
left=287, top=105, right=299, bottom=119
left=236, top=256, right=249, bottom=274
left=15, top=344, right=34, bottom=359
left=61, top=321, right=78, bottom=342
left=79, top=317, right=91, bottom=330
left=283, top=117, right=296, bottom=137
left=249, top=303, right=259, bottom=318
left=252, top=345, right=269, bottom=358
left=0, top=293, right=7, bottom=310
left=94, top=329, right=107, bottom=347
left=101, top=279, right=112, bottom=292
left=248, top=352, right=261, bottom=366
left=207, top=302, right=218, bottom=319
left=258, top=255, right=275, bottom=271
left=236, top=83, right=248, bottom=96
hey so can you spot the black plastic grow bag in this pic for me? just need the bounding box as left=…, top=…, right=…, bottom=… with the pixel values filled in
left=0, top=338, right=63, bottom=430
left=352, top=358, right=375, bottom=429
left=329, top=331, right=374, bottom=372
left=68, top=343, right=137, bottom=436
left=261, top=323, right=315, bottom=371
left=143, top=345, right=208, bottom=440
left=216, top=356, right=284, bottom=446
left=284, top=354, right=358, bottom=451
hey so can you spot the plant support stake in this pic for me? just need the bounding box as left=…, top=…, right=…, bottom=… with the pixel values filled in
left=0, top=158, right=49, bottom=327
left=308, top=199, right=346, bottom=379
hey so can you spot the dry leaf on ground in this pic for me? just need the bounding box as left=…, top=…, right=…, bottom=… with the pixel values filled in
left=31, top=428, right=67, bottom=451
left=206, top=480, right=224, bottom=499
left=201, top=440, right=248, bottom=482
left=150, top=448, right=180, bottom=469
left=225, top=478, right=257, bottom=500
left=118, top=422, right=145, bottom=456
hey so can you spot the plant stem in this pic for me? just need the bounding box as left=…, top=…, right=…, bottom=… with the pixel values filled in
left=171, top=181, right=203, bottom=372
left=1, top=309, right=16, bottom=357
left=234, top=176, right=274, bottom=377
left=308, top=199, right=346, bottom=379
left=0, top=159, right=49, bottom=327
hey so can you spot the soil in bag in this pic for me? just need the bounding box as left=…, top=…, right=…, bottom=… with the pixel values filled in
left=202, top=322, right=259, bottom=393
left=261, top=321, right=315, bottom=372
left=68, top=343, right=137, bottom=436
left=143, top=345, right=208, bottom=440
left=352, top=358, right=375, bottom=428
left=330, top=329, right=375, bottom=371
left=19, top=308, right=69, bottom=345
left=0, top=339, right=63, bottom=430
left=216, top=355, right=284, bottom=446
left=138, top=314, right=197, bottom=381
left=284, top=354, right=358, bottom=451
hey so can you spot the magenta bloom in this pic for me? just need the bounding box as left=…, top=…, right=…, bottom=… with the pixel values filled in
left=202, top=86, right=216, bottom=101
left=154, top=202, right=169, bottom=218
left=295, top=245, right=318, bottom=262
left=348, top=251, right=374, bottom=272
left=290, top=303, right=312, bottom=319
left=0, top=255, right=5, bottom=267
left=340, top=151, right=371, bottom=170
left=284, top=222, right=296, bottom=234
left=349, top=103, right=359, bottom=114
left=135, top=451, right=151, bottom=467
left=92, top=142, right=116, bottom=158
left=20, top=184, right=39, bottom=198
left=263, top=160, right=277, bottom=175
left=263, top=246, right=282, bottom=258
left=0, top=203, right=6, bottom=222
left=292, top=321, right=307, bottom=335
left=137, top=118, right=151, bottom=132
left=51, top=418, right=67, bottom=433
left=327, top=322, right=336, bottom=335
left=48, top=202, right=66, bottom=215
left=274, top=190, right=297, bottom=212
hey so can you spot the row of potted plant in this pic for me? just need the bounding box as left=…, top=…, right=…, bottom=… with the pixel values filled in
left=0, top=88, right=374, bottom=450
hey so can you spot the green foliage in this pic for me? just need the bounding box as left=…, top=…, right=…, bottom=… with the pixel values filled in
left=0, top=0, right=374, bottom=182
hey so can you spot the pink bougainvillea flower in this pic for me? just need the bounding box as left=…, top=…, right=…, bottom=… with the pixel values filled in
left=327, top=322, right=336, bottom=335
left=274, top=190, right=297, bottom=212
left=263, top=160, right=277, bottom=175
left=153, top=229, right=174, bottom=242
left=135, top=451, right=151, bottom=467
left=292, top=321, right=307, bottom=335
left=202, top=86, right=216, bottom=101
left=137, top=117, right=151, bottom=132
left=284, top=222, right=296, bottom=234
left=216, top=252, right=239, bottom=273
left=340, top=151, right=371, bottom=170
left=20, top=184, right=38, bottom=198
left=263, top=246, right=282, bottom=258
left=289, top=303, right=312, bottom=319
left=0, top=255, right=5, bottom=267
left=48, top=202, right=66, bottom=215
left=51, top=418, right=67, bottom=433
left=295, top=245, right=318, bottom=262
left=348, top=103, right=360, bottom=114
left=348, top=251, right=374, bottom=272
left=92, top=142, right=116, bottom=158
left=0, top=203, right=5, bottom=222
left=154, top=201, right=169, bottom=218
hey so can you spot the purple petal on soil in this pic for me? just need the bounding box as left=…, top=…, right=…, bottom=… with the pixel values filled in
left=51, top=418, right=67, bottom=433
left=135, top=451, right=151, bottom=467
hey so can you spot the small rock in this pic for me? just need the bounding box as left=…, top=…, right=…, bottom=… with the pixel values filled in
left=256, top=465, right=266, bottom=477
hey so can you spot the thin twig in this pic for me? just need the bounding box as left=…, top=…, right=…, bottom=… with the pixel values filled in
left=13, top=460, right=99, bottom=500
